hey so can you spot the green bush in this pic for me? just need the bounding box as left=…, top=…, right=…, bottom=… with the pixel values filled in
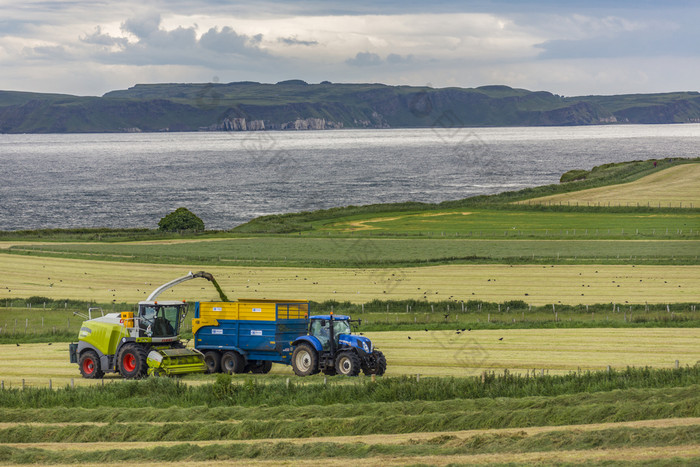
left=158, top=208, right=205, bottom=232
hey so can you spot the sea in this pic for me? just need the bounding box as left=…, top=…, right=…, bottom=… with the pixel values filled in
left=1, top=124, right=699, bottom=231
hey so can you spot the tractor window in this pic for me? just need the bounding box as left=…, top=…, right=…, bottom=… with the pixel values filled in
left=310, top=320, right=331, bottom=350
left=333, top=320, right=351, bottom=336
left=138, top=305, right=180, bottom=337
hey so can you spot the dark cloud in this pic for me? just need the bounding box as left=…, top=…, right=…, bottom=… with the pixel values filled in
left=278, top=36, right=319, bottom=46
left=121, top=12, right=162, bottom=39
left=387, top=53, right=413, bottom=64
left=346, top=51, right=382, bottom=66
left=81, top=26, right=128, bottom=47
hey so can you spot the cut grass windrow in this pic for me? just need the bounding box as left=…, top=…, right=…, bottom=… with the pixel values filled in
left=0, top=367, right=698, bottom=409
left=0, top=425, right=698, bottom=463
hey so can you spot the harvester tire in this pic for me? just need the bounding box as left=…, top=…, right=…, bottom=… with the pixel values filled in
left=363, top=350, right=387, bottom=376
left=118, top=344, right=148, bottom=379
left=79, top=350, right=104, bottom=379
left=335, top=351, right=361, bottom=377
left=292, top=344, right=318, bottom=376
left=203, top=351, right=221, bottom=374
left=221, top=351, right=245, bottom=374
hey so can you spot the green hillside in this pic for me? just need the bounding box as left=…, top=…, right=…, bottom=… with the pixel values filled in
left=1, top=82, right=699, bottom=133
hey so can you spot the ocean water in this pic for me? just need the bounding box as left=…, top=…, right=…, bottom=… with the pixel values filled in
left=1, top=125, right=698, bottom=230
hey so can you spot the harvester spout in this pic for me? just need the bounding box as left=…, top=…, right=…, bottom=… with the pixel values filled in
left=146, top=271, right=229, bottom=302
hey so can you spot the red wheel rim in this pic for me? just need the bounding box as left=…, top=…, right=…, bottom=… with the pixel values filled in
left=82, top=358, right=95, bottom=374
left=123, top=353, right=136, bottom=372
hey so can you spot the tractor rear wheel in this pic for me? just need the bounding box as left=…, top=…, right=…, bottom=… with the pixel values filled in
left=335, top=351, right=361, bottom=376
left=203, top=351, right=221, bottom=373
left=292, top=344, right=318, bottom=376
left=118, top=344, right=148, bottom=379
left=79, top=350, right=104, bottom=379
left=221, top=351, right=245, bottom=374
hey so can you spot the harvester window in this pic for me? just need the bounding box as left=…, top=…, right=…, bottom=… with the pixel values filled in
left=139, top=305, right=180, bottom=337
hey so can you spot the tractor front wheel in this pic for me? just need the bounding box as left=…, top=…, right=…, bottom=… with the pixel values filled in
left=363, top=350, right=387, bottom=376
left=79, top=350, right=104, bottom=379
left=118, top=344, right=148, bottom=379
left=203, top=351, right=221, bottom=373
left=335, top=351, right=361, bottom=377
left=292, top=344, right=318, bottom=376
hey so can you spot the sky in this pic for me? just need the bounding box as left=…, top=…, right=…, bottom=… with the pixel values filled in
left=1, top=0, right=699, bottom=97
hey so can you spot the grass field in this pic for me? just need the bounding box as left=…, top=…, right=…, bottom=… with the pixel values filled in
left=0, top=255, right=698, bottom=305
left=0, top=328, right=697, bottom=388
left=1, top=158, right=698, bottom=465
left=4, top=238, right=699, bottom=267
left=315, top=209, right=700, bottom=237
left=522, top=164, right=700, bottom=208
left=0, top=367, right=698, bottom=465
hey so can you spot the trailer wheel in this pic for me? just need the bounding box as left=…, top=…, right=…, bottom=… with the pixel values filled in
left=118, top=344, right=148, bottom=379
left=203, top=351, right=222, bottom=373
left=292, top=344, right=318, bottom=376
left=79, top=350, right=104, bottom=379
left=335, top=351, right=361, bottom=376
left=251, top=361, right=273, bottom=374
left=363, top=350, right=387, bottom=376
left=221, top=351, right=245, bottom=374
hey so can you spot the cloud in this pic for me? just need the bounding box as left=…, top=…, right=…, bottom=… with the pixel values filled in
left=200, top=26, right=264, bottom=55
left=81, top=26, right=128, bottom=48
left=386, top=53, right=413, bottom=64
left=346, top=51, right=382, bottom=66
left=278, top=36, right=318, bottom=46
left=121, top=12, right=162, bottom=39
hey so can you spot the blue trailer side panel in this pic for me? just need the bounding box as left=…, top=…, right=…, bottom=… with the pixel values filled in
left=193, top=300, right=309, bottom=365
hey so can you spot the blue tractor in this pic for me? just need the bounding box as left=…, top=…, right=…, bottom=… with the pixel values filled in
left=291, top=313, right=387, bottom=376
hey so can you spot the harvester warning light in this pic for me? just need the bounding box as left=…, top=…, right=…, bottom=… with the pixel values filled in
left=120, top=312, right=134, bottom=328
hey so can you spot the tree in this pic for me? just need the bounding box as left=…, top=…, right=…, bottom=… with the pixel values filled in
left=158, top=207, right=205, bottom=232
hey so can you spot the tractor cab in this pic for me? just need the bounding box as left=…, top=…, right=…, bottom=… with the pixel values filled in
left=308, top=315, right=372, bottom=354
left=136, top=301, right=185, bottom=338
left=309, top=315, right=351, bottom=350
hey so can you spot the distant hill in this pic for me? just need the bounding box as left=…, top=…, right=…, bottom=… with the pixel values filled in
left=1, top=82, right=699, bottom=133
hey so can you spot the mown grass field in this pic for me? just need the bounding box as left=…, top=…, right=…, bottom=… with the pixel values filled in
left=1, top=328, right=697, bottom=388
left=0, top=367, right=699, bottom=465
left=1, top=158, right=698, bottom=465
left=1, top=255, right=698, bottom=305
left=522, top=163, right=700, bottom=208
left=315, top=208, right=700, bottom=238
left=4, top=238, right=699, bottom=267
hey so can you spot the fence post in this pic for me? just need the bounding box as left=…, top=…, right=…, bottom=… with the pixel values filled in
left=675, top=360, right=679, bottom=369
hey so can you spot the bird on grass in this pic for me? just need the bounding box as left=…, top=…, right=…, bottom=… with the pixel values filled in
left=498, top=337, right=504, bottom=341
left=407, top=336, right=412, bottom=340
left=456, top=331, right=461, bottom=335
left=16, top=343, right=19, bottom=347
left=468, top=328, right=472, bottom=332
left=424, top=328, right=429, bottom=332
